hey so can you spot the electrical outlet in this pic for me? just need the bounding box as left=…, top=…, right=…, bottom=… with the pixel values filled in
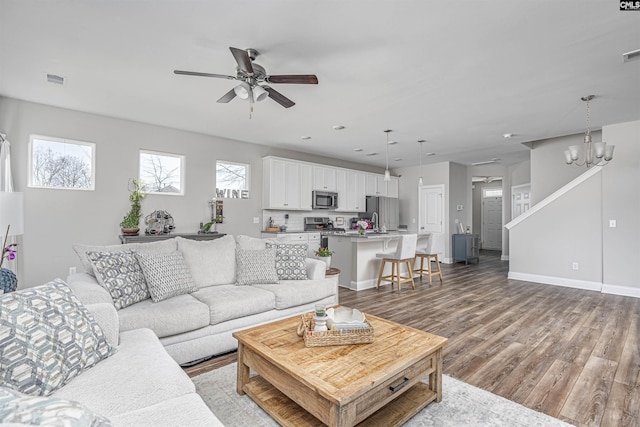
left=412, top=218, right=416, bottom=224
left=253, top=217, right=259, bottom=224
left=69, top=266, right=77, bottom=276
left=572, top=262, right=579, bottom=271
left=609, top=219, right=617, bottom=228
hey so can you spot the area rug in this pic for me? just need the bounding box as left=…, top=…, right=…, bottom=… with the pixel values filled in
left=193, top=363, right=572, bottom=427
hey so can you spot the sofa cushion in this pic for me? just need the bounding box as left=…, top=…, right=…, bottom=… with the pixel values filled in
left=235, top=234, right=276, bottom=250
left=72, top=239, right=177, bottom=276
left=117, top=294, right=210, bottom=337
left=0, top=280, right=115, bottom=396
left=86, top=250, right=149, bottom=309
left=254, top=278, right=338, bottom=309
left=235, top=248, right=278, bottom=286
left=266, top=242, right=308, bottom=280
left=136, top=251, right=197, bottom=302
left=176, top=235, right=236, bottom=287
left=53, top=328, right=196, bottom=418
left=0, top=387, right=112, bottom=426
left=191, top=285, right=276, bottom=325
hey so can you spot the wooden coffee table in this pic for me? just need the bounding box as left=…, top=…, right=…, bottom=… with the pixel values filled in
left=232, top=311, right=447, bottom=427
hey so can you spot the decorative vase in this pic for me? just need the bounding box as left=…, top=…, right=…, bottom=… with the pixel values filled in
left=318, top=256, right=331, bottom=269
left=358, top=228, right=366, bottom=236
left=0, top=268, right=18, bottom=293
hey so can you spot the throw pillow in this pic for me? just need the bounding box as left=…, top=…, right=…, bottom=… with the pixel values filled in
left=135, top=251, right=197, bottom=302
left=87, top=250, right=149, bottom=309
left=0, top=387, right=112, bottom=426
left=235, top=248, right=279, bottom=286
left=266, top=242, right=308, bottom=280
left=176, top=235, right=237, bottom=287
left=72, top=239, right=177, bottom=276
left=0, top=279, right=116, bottom=397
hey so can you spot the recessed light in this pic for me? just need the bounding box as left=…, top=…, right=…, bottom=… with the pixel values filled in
left=332, top=125, right=345, bottom=130
left=417, top=139, right=427, bottom=143
left=394, top=158, right=403, bottom=161
left=503, top=133, right=514, bottom=139
left=301, top=136, right=311, bottom=140
left=388, top=141, right=398, bottom=145
left=353, top=148, right=363, bottom=152
left=425, top=152, right=436, bottom=156
left=366, top=152, right=379, bottom=156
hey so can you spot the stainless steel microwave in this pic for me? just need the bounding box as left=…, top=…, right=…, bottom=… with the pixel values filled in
left=312, top=190, right=338, bottom=209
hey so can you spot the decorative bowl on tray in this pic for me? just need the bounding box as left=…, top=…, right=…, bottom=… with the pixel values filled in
left=326, top=307, right=367, bottom=330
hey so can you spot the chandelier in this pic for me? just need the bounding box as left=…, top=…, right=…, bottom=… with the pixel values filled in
left=564, top=95, right=614, bottom=168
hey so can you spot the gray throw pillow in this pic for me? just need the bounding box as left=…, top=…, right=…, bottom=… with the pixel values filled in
left=0, top=386, right=112, bottom=426
left=266, top=242, right=308, bottom=280
left=0, top=279, right=116, bottom=396
left=235, top=248, right=279, bottom=286
left=87, top=250, right=149, bottom=309
left=135, top=251, right=197, bottom=302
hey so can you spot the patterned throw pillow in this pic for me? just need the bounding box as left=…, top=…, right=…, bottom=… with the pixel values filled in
left=266, top=242, right=308, bottom=280
left=135, top=251, right=198, bottom=302
left=0, top=279, right=116, bottom=396
left=235, top=248, right=279, bottom=286
left=0, top=387, right=112, bottom=426
left=87, top=250, right=149, bottom=309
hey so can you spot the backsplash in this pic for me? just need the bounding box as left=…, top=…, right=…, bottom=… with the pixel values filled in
left=262, top=210, right=358, bottom=232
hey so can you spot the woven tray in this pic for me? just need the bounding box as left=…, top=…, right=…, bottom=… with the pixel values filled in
left=298, top=312, right=374, bottom=347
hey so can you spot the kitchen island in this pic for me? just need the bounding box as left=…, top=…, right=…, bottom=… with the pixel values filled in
left=328, top=231, right=412, bottom=291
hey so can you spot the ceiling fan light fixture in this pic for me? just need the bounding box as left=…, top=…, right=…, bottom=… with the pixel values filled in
left=234, top=82, right=251, bottom=99
left=253, top=85, right=268, bottom=102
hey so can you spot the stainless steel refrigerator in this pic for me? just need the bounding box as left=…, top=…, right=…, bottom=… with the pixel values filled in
left=364, top=196, right=399, bottom=230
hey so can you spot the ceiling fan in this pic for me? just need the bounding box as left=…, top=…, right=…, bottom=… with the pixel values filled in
left=174, top=47, right=318, bottom=109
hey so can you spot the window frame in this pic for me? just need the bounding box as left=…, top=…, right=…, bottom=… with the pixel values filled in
left=216, top=160, right=251, bottom=199
left=138, top=149, right=185, bottom=196
left=482, top=187, right=503, bottom=198
left=27, top=134, right=96, bottom=191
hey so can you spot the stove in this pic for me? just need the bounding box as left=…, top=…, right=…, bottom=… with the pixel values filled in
left=304, top=217, right=346, bottom=235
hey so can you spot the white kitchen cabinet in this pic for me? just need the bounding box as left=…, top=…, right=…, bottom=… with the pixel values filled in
left=335, top=169, right=348, bottom=211
left=346, top=171, right=366, bottom=211
left=312, top=165, right=337, bottom=191
left=387, top=176, right=399, bottom=198
left=263, top=158, right=303, bottom=210
left=365, top=173, right=398, bottom=198
left=299, top=163, right=313, bottom=210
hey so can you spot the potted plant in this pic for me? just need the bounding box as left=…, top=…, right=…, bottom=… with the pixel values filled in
left=120, top=179, right=145, bottom=236
left=315, top=247, right=334, bottom=269
left=202, top=215, right=224, bottom=233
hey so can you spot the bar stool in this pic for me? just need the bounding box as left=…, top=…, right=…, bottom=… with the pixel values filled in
left=414, top=233, right=443, bottom=283
left=375, top=234, right=418, bottom=291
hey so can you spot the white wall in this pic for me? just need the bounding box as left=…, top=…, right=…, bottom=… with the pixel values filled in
left=0, top=96, right=383, bottom=287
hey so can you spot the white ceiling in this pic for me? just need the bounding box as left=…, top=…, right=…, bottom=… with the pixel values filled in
left=1, top=1, right=638, bottom=169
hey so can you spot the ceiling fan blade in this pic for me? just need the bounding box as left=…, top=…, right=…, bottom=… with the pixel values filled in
left=266, top=75, right=318, bottom=85
left=264, top=87, right=295, bottom=108
left=229, top=47, right=254, bottom=75
left=174, top=70, right=236, bottom=80
left=217, top=89, right=237, bottom=103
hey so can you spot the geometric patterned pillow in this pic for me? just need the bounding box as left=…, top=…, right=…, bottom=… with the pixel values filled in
left=0, top=386, right=112, bottom=426
left=135, top=251, right=198, bottom=303
left=266, top=242, right=308, bottom=280
left=87, top=250, right=149, bottom=309
left=0, top=279, right=116, bottom=396
left=235, top=248, right=279, bottom=286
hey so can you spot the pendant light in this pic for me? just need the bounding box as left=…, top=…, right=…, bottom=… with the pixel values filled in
left=418, top=140, right=425, bottom=186
left=384, top=129, right=391, bottom=181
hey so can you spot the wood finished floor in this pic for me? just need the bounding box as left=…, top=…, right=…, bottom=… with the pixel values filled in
left=185, top=251, right=640, bottom=427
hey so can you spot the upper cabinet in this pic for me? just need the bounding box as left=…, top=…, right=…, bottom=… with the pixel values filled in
left=264, top=157, right=397, bottom=211
left=263, top=158, right=308, bottom=210
left=312, top=166, right=337, bottom=192
left=365, top=174, right=399, bottom=197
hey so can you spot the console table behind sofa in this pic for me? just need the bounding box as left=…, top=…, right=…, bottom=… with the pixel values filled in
left=119, top=233, right=225, bottom=244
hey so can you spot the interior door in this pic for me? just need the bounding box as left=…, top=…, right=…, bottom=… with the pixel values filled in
left=482, top=196, right=502, bottom=250
left=511, top=184, right=531, bottom=219
left=419, top=185, right=444, bottom=234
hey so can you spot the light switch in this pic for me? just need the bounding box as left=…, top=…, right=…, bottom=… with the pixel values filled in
left=253, top=217, right=260, bottom=224
left=609, top=219, right=617, bottom=228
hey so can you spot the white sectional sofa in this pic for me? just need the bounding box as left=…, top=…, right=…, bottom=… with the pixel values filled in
left=67, top=234, right=339, bottom=365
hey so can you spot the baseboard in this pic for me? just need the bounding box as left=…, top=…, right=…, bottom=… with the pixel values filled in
left=601, top=284, right=640, bottom=298
left=507, top=272, right=602, bottom=292
left=501, top=255, right=509, bottom=261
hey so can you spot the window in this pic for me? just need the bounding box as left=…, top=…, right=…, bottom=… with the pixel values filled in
left=216, top=160, right=250, bottom=198
left=483, top=188, right=503, bottom=198
left=139, top=150, right=184, bottom=195
left=28, top=135, right=95, bottom=190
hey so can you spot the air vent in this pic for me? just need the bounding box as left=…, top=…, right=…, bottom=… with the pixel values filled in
left=46, top=74, right=65, bottom=85
left=623, top=49, right=640, bottom=63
